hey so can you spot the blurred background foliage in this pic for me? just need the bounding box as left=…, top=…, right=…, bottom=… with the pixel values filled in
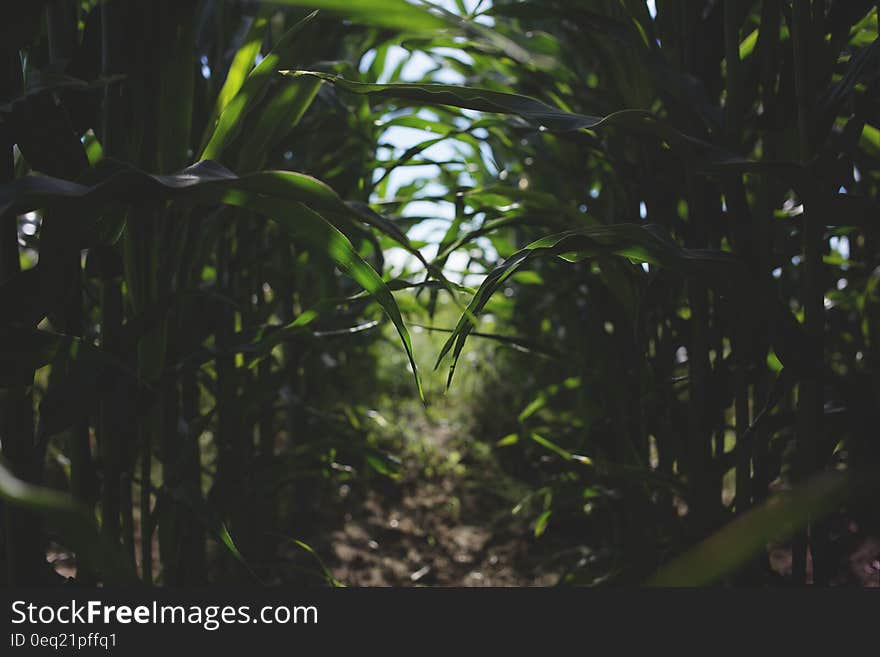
left=0, top=0, right=878, bottom=587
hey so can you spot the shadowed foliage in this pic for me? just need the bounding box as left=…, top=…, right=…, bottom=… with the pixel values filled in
left=1, top=0, right=878, bottom=588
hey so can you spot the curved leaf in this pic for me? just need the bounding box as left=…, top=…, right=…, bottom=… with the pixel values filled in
left=647, top=471, right=851, bottom=586
left=201, top=11, right=319, bottom=160
left=435, top=223, right=750, bottom=387
left=218, top=192, right=424, bottom=401
left=283, top=70, right=613, bottom=131
left=0, top=160, right=424, bottom=399
left=285, top=72, right=834, bottom=195
left=265, top=0, right=446, bottom=32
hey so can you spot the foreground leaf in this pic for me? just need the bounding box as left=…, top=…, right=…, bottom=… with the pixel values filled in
left=0, top=459, right=137, bottom=584
left=647, top=471, right=851, bottom=586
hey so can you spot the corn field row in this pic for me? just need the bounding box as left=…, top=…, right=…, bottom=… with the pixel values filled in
left=0, top=0, right=878, bottom=587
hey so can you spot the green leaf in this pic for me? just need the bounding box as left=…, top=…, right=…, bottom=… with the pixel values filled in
left=217, top=193, right=425, bottom=401
left=284, top=71, right=827, bottom=196
left=265, top=0, right=446, bottom=32
left=435, top=223, right=749, bottom=388
left=0, top=459, right=137, bottom=584
left=201, top=12, right=319, bottom=161
left=156, top=2, right=196, bottom=172
left=738, top=28, right=759, bottom=59
left=0, top=160, right=424, bottom=399
left=534, top=509, right=552, bottom=538
left=647, top=472, right=851, bottom=586
left=410, top=323, right=560, bottom=359
left=288, top=538, right=345, bottom=587
left=283, top=70, right=614, bottom=132
left=236, top=74, right=322, bottom=171
left=209, top=11, right=271, bottom=129
left=496, top=433, right=519, bottom=447
left=518, top=397, right=547, bottom=424
left=365, top=452, right=402, bottom=478
left=530, top=432, right=572, bottom=461
left=162, top=484, right=259, bottom=582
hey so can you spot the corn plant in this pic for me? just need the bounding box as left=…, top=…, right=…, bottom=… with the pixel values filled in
left=1, top=0, right=878, bottom=588
left=299, top=0, right=879, bottom=584
left=0, top=0, right=441, bottom=586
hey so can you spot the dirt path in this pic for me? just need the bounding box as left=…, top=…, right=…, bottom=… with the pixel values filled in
left=295, top=399, right=563, bottom=587
left=323, top=455, right=560, bottom=587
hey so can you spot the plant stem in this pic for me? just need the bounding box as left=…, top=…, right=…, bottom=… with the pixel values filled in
left=0, top=47, right=44, bottom=586
left=791, top=0, right=824, bottom=585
